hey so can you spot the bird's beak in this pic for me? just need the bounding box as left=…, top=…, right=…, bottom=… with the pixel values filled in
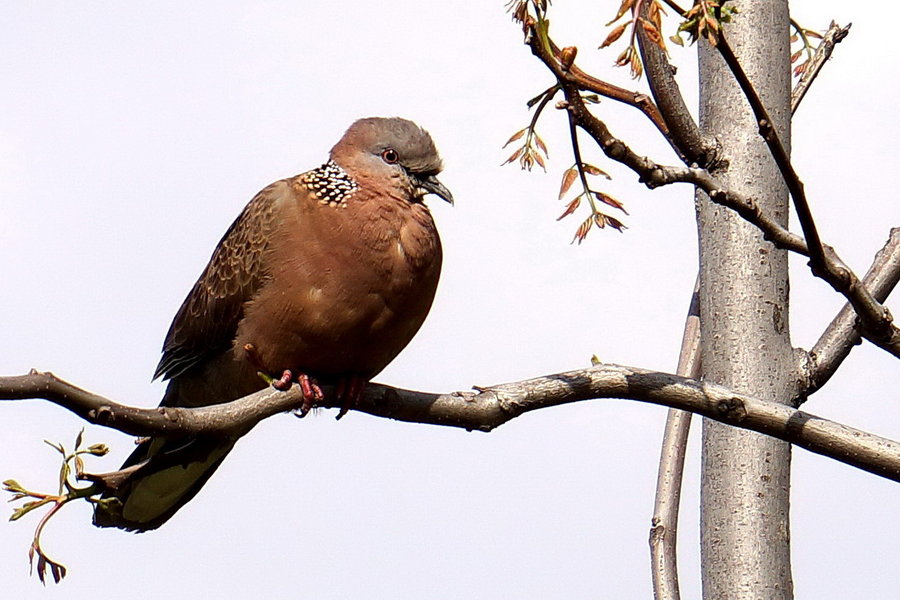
left=415, top=174, right=454, bottom=205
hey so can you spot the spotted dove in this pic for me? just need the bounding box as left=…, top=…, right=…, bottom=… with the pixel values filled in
left=93, top=117, right=452, bottom=531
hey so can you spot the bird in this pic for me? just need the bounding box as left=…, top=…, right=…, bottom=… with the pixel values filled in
left=92, top=117, right=452, bottom=531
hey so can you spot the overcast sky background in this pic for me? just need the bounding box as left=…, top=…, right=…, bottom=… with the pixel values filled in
left=1, top=2, right=898, bottom=598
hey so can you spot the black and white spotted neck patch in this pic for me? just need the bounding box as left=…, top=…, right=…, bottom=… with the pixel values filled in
left=300, top=161, right=360, bottom=208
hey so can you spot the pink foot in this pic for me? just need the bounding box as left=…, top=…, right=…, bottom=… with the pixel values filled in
left=272, top=369, right=323, bottom=417
left=297, top=373, right=324, bottom=416
left=272, top=369, right=293, bottom=391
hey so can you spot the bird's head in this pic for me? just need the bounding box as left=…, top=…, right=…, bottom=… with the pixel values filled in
left=330, top=117, right=454, bottom=205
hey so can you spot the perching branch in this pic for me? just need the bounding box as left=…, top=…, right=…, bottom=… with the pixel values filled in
left=4, top=365, right=900, bottom=483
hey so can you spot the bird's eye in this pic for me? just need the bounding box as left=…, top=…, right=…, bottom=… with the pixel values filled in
left=381, top=148, right=399, bottom=164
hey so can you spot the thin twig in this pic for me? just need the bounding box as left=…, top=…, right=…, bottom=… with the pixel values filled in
left=791, top=22, right=852, bottom=115
left=527, top=85, right=559, bottom=128
left=528, top=16, right=671, bottom=137
left=564, top=110, right=604, bottom=220
left=659, top=0, right=687, bottom=16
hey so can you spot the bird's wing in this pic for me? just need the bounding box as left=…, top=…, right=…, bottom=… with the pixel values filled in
left=153, top=181, right=285, bottom=381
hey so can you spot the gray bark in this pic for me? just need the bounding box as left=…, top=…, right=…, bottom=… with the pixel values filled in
left=696, top=2, right=795, bottom=599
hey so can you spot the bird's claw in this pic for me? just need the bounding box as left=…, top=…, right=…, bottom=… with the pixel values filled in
left=297, top=373, right=324, bottom=416
left=273, top=370, right=363, bottom=419
left=272, top=369, right=294, bottom=391
left=335, top=375, right=367, bottom=420
left=271, top=370, right=323, bottom=417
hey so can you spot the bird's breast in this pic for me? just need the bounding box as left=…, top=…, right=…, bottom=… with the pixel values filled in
left=232, top=194, right=442, bottom=379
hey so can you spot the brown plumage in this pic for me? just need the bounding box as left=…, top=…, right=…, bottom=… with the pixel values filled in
left=93, top=117, right=452, bottom=531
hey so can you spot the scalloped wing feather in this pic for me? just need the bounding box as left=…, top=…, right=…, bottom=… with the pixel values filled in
left=152, top=182, right=284, bottom=381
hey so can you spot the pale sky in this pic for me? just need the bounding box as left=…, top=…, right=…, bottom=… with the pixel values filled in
left=1, top=2, right=898, bottom=598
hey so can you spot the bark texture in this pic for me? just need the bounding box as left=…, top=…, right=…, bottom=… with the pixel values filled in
left=696, top=2, right=795, bottom=598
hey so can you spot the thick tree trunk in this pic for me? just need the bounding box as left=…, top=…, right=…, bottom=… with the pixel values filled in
left=696, top=2, right=795, bottom=599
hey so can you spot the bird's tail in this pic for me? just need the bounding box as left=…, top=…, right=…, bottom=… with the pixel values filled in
left=92, top=435, right=236, bottom=532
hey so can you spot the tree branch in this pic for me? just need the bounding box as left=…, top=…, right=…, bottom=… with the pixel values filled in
left=0, top=369, right=283, bottom=439
left=525, top=18, right=900, bottom=361
left=526, top=18, right=672, bottom=141
left=715, top=32, right=827, bottom=270
left=525, top=16, right=807, bottom=254
left=802, top=228, right=900, bottom=397
left=650, top=278, right=700, bottom=600
left=4, top=364, right=900, bottom=484
left=791, top=22, right=852, bottom=116
left=635, top=1, right=717, bottom=167
left=555, top=92, right=814, bottom=262
left=715, top=32, right=900, bottom=359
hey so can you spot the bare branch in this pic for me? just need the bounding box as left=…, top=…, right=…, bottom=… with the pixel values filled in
left=651, top=278, right=700, bottom=600
left=669, top=169, right=810, bottom=254
left=535, top=14, right=899, bottom=361
left=523, top=10, right=897, bottom=359
left=524, top=16, right=810, bottom=257
left=803, top=228, right=900, bottom=397
left=527, top=18, right=672, bottom=139
left=5, top=364, right=900, bottom=483
left=0, top=369, right=286, bottom=439
left=791, top=22, right=852, bottom=115
left=635, top=1, right=717, bottom=166
left=715, top=32, right=828, bottom=271
left=714, top=32, right=900, bottom=359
